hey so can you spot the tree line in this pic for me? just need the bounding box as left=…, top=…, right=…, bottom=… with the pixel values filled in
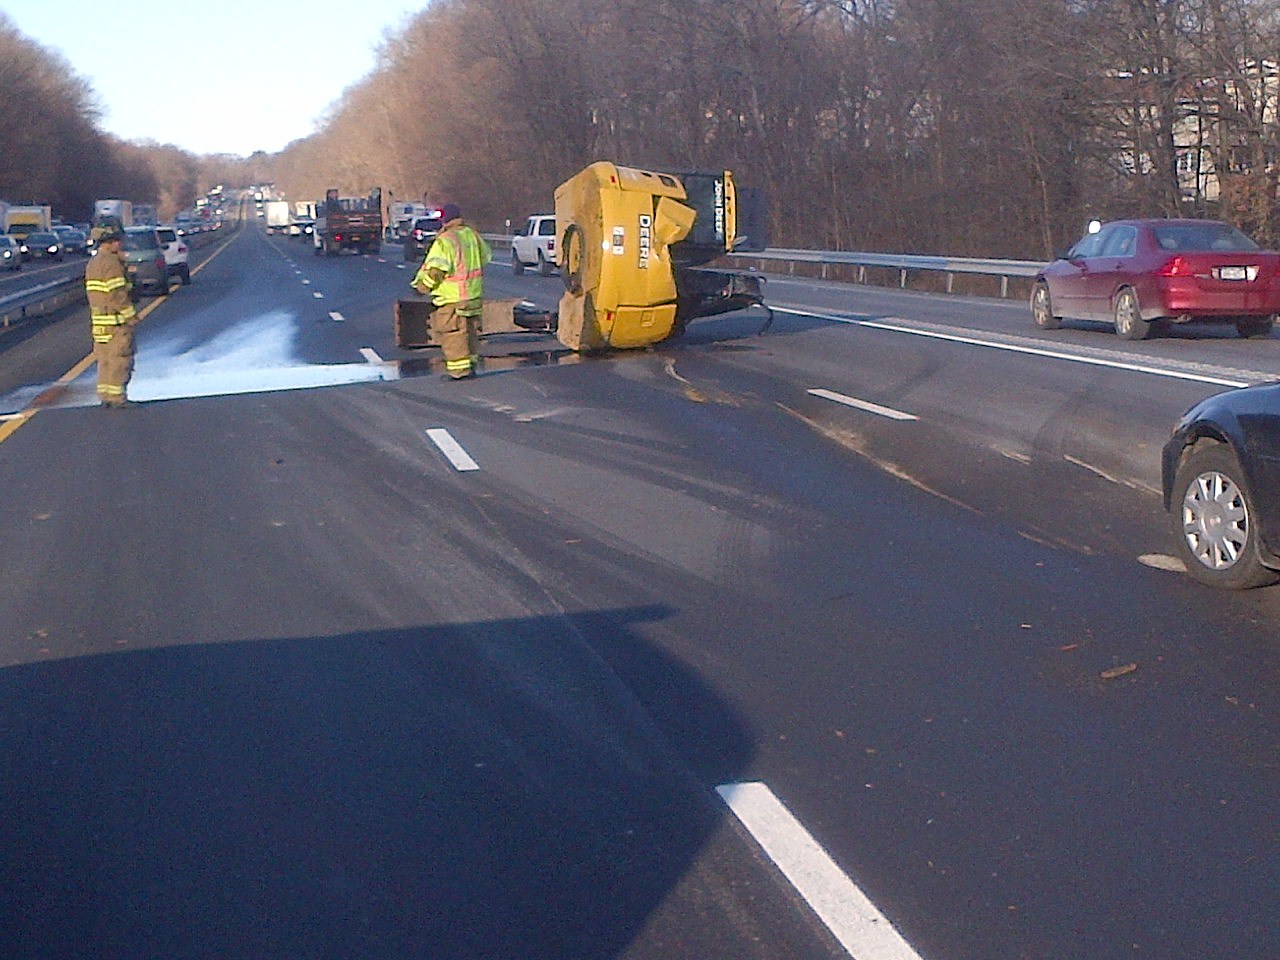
left=7, top=2, right=1280, bottom=258
left=272, top=0, right=1280, bottom=256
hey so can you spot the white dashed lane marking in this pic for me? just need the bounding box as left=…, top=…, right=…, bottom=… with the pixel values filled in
left=717, top=781, right=926, bottom=960
left=426, top=428, right=479, bottom=472
left=809, top=388, right=918, bottom=421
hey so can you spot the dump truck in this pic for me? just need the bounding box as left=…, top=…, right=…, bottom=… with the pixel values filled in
left=313, top=187, right=383, bottom=256
left=553, top=161, right=769, bottom=352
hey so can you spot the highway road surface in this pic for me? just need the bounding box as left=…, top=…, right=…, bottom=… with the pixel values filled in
left=0, top=217, right=1275, bottom=960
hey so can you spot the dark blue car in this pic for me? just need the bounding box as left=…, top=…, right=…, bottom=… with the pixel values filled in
left=1163, top=381, right=1280, bottom=588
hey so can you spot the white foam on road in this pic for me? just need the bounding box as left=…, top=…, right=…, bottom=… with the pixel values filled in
left=125, top=310, right=390, bottom=402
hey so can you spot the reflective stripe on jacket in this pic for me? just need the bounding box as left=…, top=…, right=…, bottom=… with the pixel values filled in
left=85, top=250, right=135, bottom=331
left=412, top=224, right=491, bottom=307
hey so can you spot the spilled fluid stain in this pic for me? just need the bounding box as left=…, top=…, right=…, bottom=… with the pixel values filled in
left=0, top=310, right=580, bottom=415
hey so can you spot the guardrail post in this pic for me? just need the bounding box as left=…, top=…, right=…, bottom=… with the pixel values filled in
left=899, top=268, right=907, bottom=288
left=1000, top=276, right=1009, bottom=298
left=946, top=273, right=954, bottom=294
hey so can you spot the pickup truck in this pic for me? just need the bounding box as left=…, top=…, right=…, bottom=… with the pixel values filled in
left=511, top=214, right=556, bottom=276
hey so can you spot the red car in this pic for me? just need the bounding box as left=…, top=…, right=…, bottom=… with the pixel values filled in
left=1031, top=218, right=1280, bottom=340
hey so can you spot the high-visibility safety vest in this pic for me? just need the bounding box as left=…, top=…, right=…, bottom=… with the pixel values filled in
left=85, top=251, right=136, bottom=341
left=413, top=224, right=492, bottom=309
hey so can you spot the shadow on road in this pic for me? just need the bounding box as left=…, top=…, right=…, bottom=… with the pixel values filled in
left=0, top=607, right=764, bottom=959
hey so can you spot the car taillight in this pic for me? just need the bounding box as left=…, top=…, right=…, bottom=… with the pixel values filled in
left=178, top=245, right=187, bottom=253
left=548, top=239, right=555, bottom=251
left=1157, top=256, right=1192, bottom=277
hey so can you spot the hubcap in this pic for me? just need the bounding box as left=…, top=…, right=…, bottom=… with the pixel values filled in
left=1181, top=471, right=1248, bottom=570
left=1033, top=288, right=1048, bottom=323
left=1117, top=296, right=1135, bottom=334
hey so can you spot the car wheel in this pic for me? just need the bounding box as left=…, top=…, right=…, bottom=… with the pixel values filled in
left=512, top=249, right=526, bottom=275
left=537, top=251, right=553, bottom=276
left=1113, top=288, right=1150, bottom=340
left=1171, top=442, right=1279, bottom=589
left=180, top=265, right=191, bottom=285
left=1031, top=282, right=1060, bottom=330
left=1236, top=315, right=1274, bottom=338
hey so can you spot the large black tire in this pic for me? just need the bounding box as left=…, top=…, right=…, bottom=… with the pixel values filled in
left=560, top=224, right=584, bottom=295
left=1113, top=288, right=1150, bottom=340
left=1170, top=441, right=1279, bottom=589
left=1236, top=315, right=1274, bottom=339
left=1030, top=281, right=1060, bottom=330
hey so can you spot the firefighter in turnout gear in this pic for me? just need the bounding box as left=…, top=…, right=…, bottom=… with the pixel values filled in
left=410, top=203, right=491, bottom=379
left=85, top=228, right=138, bottom=408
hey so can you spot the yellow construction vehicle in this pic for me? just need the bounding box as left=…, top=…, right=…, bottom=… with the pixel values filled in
left=554, top=161, right=769, bottom=352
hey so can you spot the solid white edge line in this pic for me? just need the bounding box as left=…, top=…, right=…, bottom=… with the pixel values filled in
left=426, top=427, right=479, bottom=472
left=772, top=306, right=1250, bottom=389
left=717, top=782, right=925, bottom=960
left=809, top=388, right=918, bottom=421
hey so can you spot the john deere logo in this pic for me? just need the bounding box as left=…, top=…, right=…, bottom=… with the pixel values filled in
left=638, top=214, right=651, bottom=270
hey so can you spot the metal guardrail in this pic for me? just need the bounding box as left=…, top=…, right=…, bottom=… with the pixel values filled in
left=482, top=233, right=1047, bottom=299
left=0, top=275, right=83, bottom=330
left=725, top=248, right=1048, bottom=298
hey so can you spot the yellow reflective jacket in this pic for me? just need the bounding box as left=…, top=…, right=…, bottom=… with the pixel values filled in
left=412, top=223, right=491, bottom=311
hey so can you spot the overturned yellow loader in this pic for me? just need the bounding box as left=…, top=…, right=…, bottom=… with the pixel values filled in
left=554, top=161, right=768, bottom=353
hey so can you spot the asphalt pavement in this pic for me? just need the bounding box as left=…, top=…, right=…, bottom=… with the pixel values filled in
left=0, top=223, right=1275, bottom=959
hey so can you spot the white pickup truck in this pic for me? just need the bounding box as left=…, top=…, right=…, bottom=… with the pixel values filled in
left=511, top=214, right=556, bottom=276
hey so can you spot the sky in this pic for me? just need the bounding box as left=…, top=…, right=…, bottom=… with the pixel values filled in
left=2, top=0, right=427, bottom=157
